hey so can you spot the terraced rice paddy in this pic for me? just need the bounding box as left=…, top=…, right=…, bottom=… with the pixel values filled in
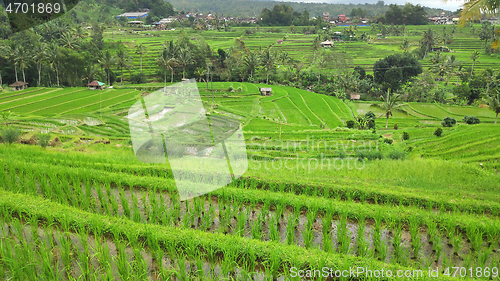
left=1, top=81, right=500, bottom=280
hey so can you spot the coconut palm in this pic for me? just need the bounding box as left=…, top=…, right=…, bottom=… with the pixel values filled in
left=98, top=50, right=116, bottom=86
left=115, top=49, right=133, bottom=85
left=45, top=43, right=61, bottom=86
left=420, top=28, right=437, bottom=57
left=371, top=89, right=407, bottom=128
left=243, top=52, right=259, bottom=78
left=59, top=33, right=81, bottom=50
left=194, top=67, right=206, bottom=82
left=15, top=46, right=31, bottom=83
left=135, top=44, right=146, bottom=73
left=176, top=47, right=193, bottom=80
left=2, top=41, right=19, bottom=81
left=260, top=48, right=276, bottom=84
left=400, top=37, right=411, bottom=53
left=470, top=50, right=480, bottom=74
left=481, top=91, right=500, bottom=124
left=33, top=41, right=47, bottom=86
left=157, top=46, right=179, bottom=89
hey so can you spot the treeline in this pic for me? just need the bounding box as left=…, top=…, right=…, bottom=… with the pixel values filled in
left=167, top=0, right=448, bottom=18
left=380, top=3, right=428, bottom=25
left=259, top=5, right=311, bottom=26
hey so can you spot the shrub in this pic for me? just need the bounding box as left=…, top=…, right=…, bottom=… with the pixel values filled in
left=387, top=150, right=406, bottom=160
left=383, top=138, right=393, bottom=145
left=236, top=86, right=242, bottom=92
left=1, top=127, right=21, bottom=144
left=37, top=133, right=51, bottom=148
left=130, top=72, right=147, bottom=84
left=441, top=117, right=456, bottom=127
left=394, top=123, right=398, bottom=130
left=402, top=132, right=410, bottom=140
left=356, top=150, right=383, bottom=160
left=222, top=93, right=228, bottom=98
left=463, top=115, right=480, bottom=125
left=228, top=86, right=234, bottom=92
left=434, top=127, right=443, bottom=137
left=346, top=120, right=355, bottom=129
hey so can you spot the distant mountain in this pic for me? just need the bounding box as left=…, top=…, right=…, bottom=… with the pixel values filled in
left=167, top=0, right=450, bottom=17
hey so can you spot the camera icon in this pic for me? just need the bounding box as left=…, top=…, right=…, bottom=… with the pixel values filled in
left=127, top=79, right=248, bottom=200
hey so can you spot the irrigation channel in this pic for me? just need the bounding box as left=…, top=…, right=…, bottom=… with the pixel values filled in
left=1, top=159, right=500, bottom=279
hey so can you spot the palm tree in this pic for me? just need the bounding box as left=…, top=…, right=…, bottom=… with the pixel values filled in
left=45, top=43, right=60, bottom=86
left=59, top=33, right=81, bottom=50
left=15, top=46, right=30, bottom=83
left=260, top=48, right=276, bottom=84
left=157, top=47, right=178, bottom=89
left=482, top=91, right=500, bottom=124
left=2, top=41, right=19, bottom=81
left=176, top=47, right=193, bottom=80
left=294, top=62, right=304, bottom=85
left=452, top=0, right=500, bottom=48
left=420, top=28, right=437, bottom=57
left=470, top=50, right=480, bottom=74
left=400, top=37, right=411, bottom=53
left=135, top=44, right=146, bottom=73
left=371, top=89, right=406, bottom=128
left=243, top=52, right=259, bottom=78
left=316, top=50, right=331, bottom=83
left=33, top=41, right=47, bottom=86
left=194, top=67, right=206, bottom=82
left=115, top=49, right=133, bottom=85
left=98, top=50, right=116, bottom=86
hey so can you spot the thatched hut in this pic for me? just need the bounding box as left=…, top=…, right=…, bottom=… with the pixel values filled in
left=9, top=81, right=28, bottom=91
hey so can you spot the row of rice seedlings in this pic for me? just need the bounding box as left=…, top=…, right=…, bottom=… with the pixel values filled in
left=337, top=212, right=350, bottom=254
left=356, top=214, right=371, bottom=258
left=409, top=216, right=422, bottom=260
left=302, top=208, right=316, bottom=249
left=321, top=211, right=333, bottom=253
left=6, top=164, right=499, bottom=272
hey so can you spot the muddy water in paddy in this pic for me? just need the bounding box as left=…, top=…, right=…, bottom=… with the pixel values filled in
left=0, top=221, right=283, bottom=281
left=19, top=175, right=500, bottom=273
left=81, top=182, right=499, bottom=270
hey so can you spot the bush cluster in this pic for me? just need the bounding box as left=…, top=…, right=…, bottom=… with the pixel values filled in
left=383, top=138, right=393, bottom=145
left=441, top=117, right=456, bottom=127
left=463, top=115, right=480, bottom=125
left=1, top=127, right=20, bottom=144
left=434, top=127, right=443, bottom=137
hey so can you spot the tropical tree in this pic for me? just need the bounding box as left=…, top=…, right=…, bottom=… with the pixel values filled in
left=33, top=41, right=47, bottom=86
left=316, top=50, right=331, bottom=83
left=420, top=28, right=437, bottom=57
left=243, top=52, right=259, bottom=78
left=59, top=33, right=81, bottom=50
left=135, top=44, right=146, bottom=73
left=176, top=47, right=193, bottom=80
left=260, top=48, right=276, bottom=84
left=45, top=42, right=60, bottom=86
left=15, top=46, right=30, bottom=83
left=2, top=41, right=19, bottom=81
left=470, top=50, right=480, bottom=74
left=195, top=67, right=206, bottom=82
left=115, top=49, right=133, bottom=85
left=371, top=89, right=406, bottom=128
left=400, top=37, right=411, bottom=52
left=98, top=50, right=116, bottom=86
left=481, top=91, right=500, bottom=124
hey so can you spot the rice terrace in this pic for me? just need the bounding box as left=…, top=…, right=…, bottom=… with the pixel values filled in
left=1, top=0, right=500, bottom=279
